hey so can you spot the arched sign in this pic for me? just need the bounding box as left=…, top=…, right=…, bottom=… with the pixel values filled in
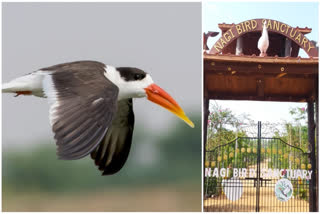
left=209, top=19, right=318, bottom=57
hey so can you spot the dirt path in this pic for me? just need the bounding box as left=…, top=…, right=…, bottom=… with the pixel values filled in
left=204, top=184, right=309, bottom=212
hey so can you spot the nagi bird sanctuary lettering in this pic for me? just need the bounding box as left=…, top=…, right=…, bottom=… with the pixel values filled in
left=210, top=19, right=316, bottom=57
left=205, top=167, right=312, bottom=180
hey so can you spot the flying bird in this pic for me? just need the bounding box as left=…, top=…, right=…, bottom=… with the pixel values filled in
left=2, top=61, right=194, bottom=175
left=257, top=20, right=269, bottom=57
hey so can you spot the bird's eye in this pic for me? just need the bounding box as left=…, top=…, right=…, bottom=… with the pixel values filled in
left=134, top=74, right=144, bottom=80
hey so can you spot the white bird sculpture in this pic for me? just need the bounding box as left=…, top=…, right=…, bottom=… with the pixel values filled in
left=258, top=20, right=269, bottom=57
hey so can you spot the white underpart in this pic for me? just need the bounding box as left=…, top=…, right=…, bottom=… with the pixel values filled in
left=258, top=21, right=269, bottom=55
left=42, top=74, right=60, bottom=126
left=104, top=66, right=154, bottom=100
left=2, top=70, right=59, bottom=126
left=2, top=71, right=46, bottom=97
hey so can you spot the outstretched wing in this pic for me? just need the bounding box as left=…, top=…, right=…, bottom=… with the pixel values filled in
left=42, top=61, right=119, bottom=160
left=90, top=99, right=134, bottom=175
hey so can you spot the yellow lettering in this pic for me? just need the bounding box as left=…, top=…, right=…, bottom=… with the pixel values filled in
left=220, top=37, right=227, bottom=46
left=308, top=42, right=315, bottom=52
left=251, top=20, right=257, bottom=30
left=267, top=19, right=272, bottom=29
left=301, top=37, right=308, bottom=48
left=290, top=28, right=297, bottom=38
left=228, top=29, right=235, bottom=38
left=285, top=25, right=290, bottom=34
left=241, top=22, right=246, bottom=32
left=295, top=33, right=301, bottom=43
left=244, top=21, right=251, bottom=32
left=214, top=41, right=223, bottom=52
left=224, top=32, right=231, bottom=42
left=280, top=23, right=286, bottom=32
left=273, top=21, right=280, bottom=31
left=236, top=24, right=242, bottom=34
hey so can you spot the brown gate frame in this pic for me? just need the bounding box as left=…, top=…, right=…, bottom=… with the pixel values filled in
left=209, top=19, right=318, bottom=57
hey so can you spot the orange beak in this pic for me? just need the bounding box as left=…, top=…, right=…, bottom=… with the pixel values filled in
left=144, top=83, right=194, bottom=128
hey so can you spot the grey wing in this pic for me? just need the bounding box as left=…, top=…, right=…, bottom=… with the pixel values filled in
left=90, top=99, right=134, bottom=175
left=43, top=68, right=119, bottom=160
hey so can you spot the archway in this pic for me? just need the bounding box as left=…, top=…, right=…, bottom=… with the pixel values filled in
left=203, top=18, right=318, bottom=212
left=208, top=19, right=318, bottom=58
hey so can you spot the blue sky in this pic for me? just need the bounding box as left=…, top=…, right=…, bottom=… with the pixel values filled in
left=204, top=1, right=318, bottom=126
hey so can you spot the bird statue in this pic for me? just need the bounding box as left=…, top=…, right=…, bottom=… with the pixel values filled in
left=2, top=60, right=194, bottom=175
left=257, top=20, right=269, bottom=57
left=203, top=31, right=219, bottom=50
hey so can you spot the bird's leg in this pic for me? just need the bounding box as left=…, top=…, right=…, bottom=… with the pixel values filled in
left=14, top=91, right=32, bottom=97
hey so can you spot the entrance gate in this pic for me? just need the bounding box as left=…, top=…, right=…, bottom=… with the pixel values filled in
left=204, top=122, right=311, bottom=212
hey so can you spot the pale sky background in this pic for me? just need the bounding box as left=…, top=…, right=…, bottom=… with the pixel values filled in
left=2, top=2, right=201, bottom=148
left=2, top=2, right=319, bottom=148
left=204, top=1, right=318, bottom=126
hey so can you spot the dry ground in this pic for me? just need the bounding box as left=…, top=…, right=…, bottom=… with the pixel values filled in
left=3, top=186, right=201, bottom=212
left=204, top=182, right=309, bottom=212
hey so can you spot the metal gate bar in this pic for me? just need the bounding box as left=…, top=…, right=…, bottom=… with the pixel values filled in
left=204, top=122, right=311, bottom=212
left=256, top=121, right=261, bottom=212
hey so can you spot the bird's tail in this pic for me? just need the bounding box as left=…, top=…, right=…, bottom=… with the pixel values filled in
left=2, top=72, right=45, bottom=97
left=2, top=81, right=24, bottom=93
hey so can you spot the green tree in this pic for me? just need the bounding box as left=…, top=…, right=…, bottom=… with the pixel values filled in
left=278, top=106, right=308, bottom=151
left=206, top=102, right=251, bottom=150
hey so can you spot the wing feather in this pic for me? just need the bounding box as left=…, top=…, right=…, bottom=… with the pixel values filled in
left=90, top=99, right=134, bottom=175
left=42, top=61, right=119, bottom=160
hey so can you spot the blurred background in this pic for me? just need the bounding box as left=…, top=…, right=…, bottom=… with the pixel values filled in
left=2, top=2, right=201, bottom=211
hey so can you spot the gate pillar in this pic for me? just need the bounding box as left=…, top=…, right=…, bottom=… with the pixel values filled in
left=307, top=101, right=317, bottom=212
left=203, top=98, right=210, bottom=196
